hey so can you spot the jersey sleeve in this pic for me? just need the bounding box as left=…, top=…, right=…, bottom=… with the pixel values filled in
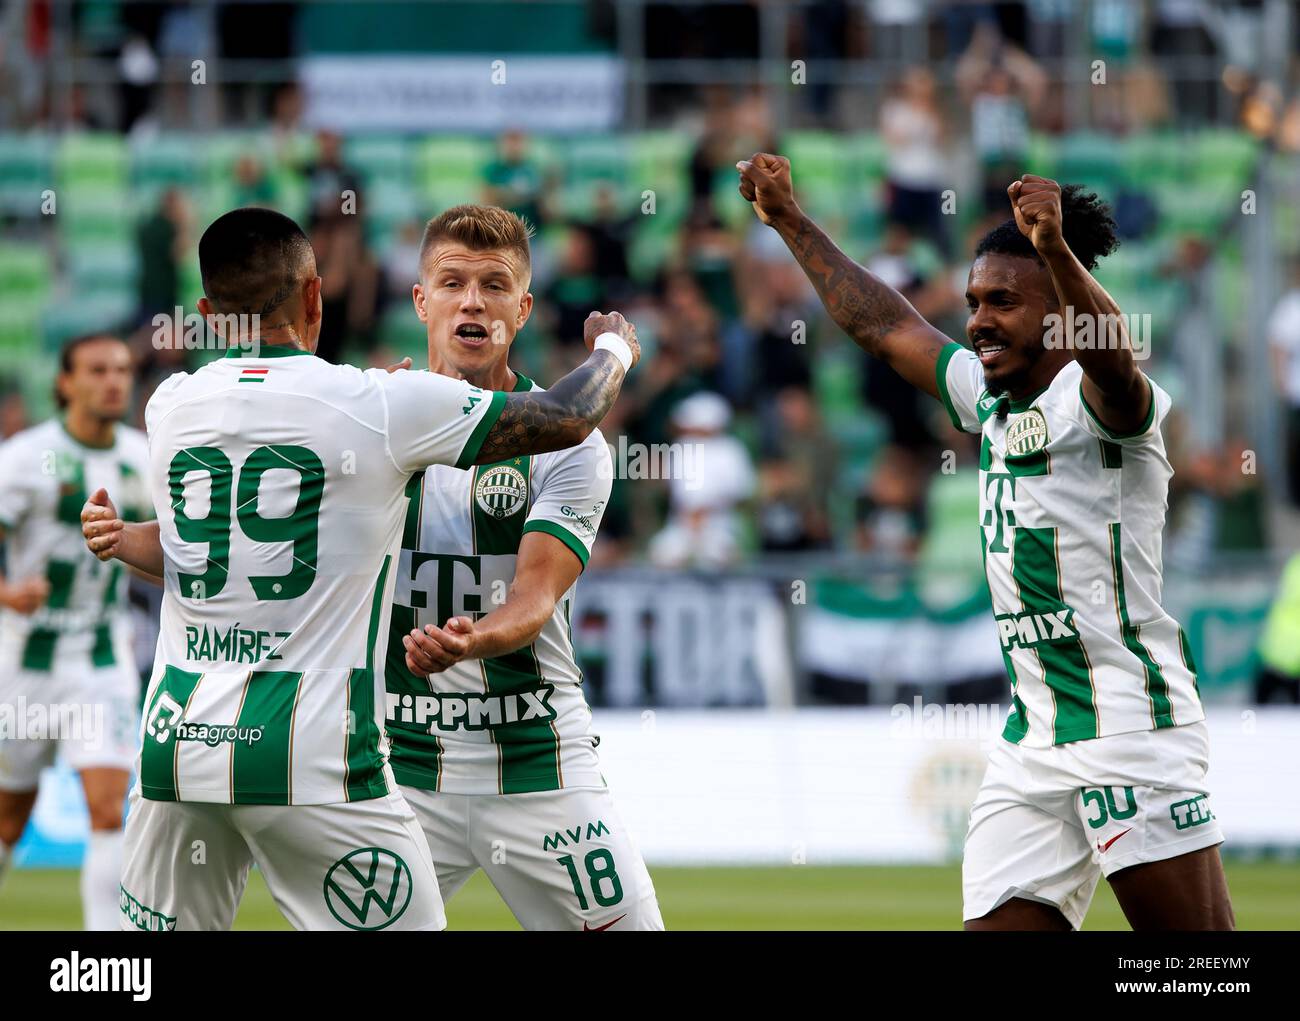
left=934, top=342, right=985, bottom=433
left=378, top=368, right=507, bottom=474
left=1073, top=371, right=1172, bottom=447
left=522, top=429, right=612, bottom=570
left=0, top=436, right=32, bottom=532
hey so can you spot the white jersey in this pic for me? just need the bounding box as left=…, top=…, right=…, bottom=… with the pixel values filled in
left=384, top=372, right=611, bottom=795
left=0, top=418, right=151, bottom=672
left=140, top=346, right=504, bottom=805
left=936, top=344, right=1202, bottom=748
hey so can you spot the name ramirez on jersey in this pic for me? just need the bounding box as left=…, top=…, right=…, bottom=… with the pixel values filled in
left=936, top=342, right=1202, bottom=748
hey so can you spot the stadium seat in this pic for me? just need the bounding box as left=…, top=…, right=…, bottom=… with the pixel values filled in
left=0, top=244, right=52, bottom=302
left=0, top=133, right=54, bottom=216
left=131, top=134, right=205, bottom=191
left=55, top=133, right=128, bottom=190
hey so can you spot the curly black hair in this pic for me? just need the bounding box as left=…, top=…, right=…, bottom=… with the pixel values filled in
left=973, top=184, right=1120, bottom=272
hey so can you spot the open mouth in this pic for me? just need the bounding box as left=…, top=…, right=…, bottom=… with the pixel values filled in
left=454, top=323, right=491, bottom=346
left=974, top=340, right=1009, bottom=366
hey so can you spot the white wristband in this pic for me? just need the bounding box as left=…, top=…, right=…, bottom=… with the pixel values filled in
left=594, top=332, right=633, bottom=373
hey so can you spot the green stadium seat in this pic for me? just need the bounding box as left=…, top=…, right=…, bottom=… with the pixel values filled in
left=57, top=182, right=134, bottom=245
left=131, top=134, right=205, bottom=206
left=0, top=134, right=55, bottom=215
left=346, top=135, right=414, bottom=188
left=55, top=133, right=128, bottom=189
left=415, top=136, right=492, bottom=205
left=1123, top=131, right=1188, bottom=184
left=563, top=136, right=628, bottom=187
left=67, top=242, right=140, bottom=294
left=628, top=132, right=690, bottom=198
left=0, top=244, right=52, bottom=301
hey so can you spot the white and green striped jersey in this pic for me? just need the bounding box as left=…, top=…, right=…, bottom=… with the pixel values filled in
left=139, top=346, right=505, bottom=805
left=385, top=372, right=610, bottom=795
left=936, top=343, right=1202, bottom=747
left=0, top=418, right=151, bottom=671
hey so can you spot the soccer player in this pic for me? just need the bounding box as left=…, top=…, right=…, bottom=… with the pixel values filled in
left=738, top=155, right=1233, bottom=931
left=0, top=333, right=151, bottom=930
left=80, top=206, right=639, bottom=930
left=389, top=205, right=662, bottom=929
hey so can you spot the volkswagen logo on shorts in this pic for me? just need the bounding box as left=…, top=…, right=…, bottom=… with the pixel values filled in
left=323, top=847, right=412, bottom=930
left=475, top=464, right=528, bottom=519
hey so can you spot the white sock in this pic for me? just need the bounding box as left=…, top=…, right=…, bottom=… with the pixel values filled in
left=0, top=839, right=11, bottom=889
left=81, top=830, right=124, bottom=930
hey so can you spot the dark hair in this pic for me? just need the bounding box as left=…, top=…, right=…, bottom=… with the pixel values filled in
left=55, top=332, right=125, bottom=409
left=974, top=184, right=1119, bottom=272
left=198, top=207, right=314, bottom=315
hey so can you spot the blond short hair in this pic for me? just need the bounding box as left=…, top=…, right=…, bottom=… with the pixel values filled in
left=419, top=204, right=534, bottom=282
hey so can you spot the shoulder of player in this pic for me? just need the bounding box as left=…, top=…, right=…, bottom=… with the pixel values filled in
left=0, top=419, right=59, bottom=463
left=534, top=423, right=610, bottom=478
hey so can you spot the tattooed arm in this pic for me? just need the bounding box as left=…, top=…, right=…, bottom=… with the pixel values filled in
left=737, top=153, right=956, bottom=399
left=473, top=311, right=640, bottom=463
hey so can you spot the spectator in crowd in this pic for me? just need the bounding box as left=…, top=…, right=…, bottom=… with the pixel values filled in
left=855, top=443, right=927, bottom=559
left=483, top=129, right=550, bottom=229
left=757, top=386, right=838, bottom=552
left=956, top=22, right=1046, bottom=214
left=229, top=153, right=278, bottom=209
left=310, top=202, right=381, bottom=363
left=303, top=129, right=361, bottom=215
left=134, top=185, right=190, bottom=326
left=542, top=225, right=607, bottom=360
left=583, top=183, right=633, bottom=300
left=382, top=217, right=425, bottom=302
left=0, top=385, right=28, bottom=439
left=648, top=392, right=756, bottom=568
left=881, top=67, right=951, bottom=257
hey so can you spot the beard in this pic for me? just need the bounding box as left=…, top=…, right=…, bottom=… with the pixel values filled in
left=981, top=340, right=1045, bottom=397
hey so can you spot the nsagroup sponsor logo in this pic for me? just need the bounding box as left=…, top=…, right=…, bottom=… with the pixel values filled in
left=173, top=722, right=264, bottom=748
left=119, top=884, right=176, bottom=932
left=1170, top=794, right=1214, bottom=830
left=994, top=608, right=1078, bottom=649
left=50, top=951, right=152, bottom=1001
left=385, top=687, right=556, bottom=731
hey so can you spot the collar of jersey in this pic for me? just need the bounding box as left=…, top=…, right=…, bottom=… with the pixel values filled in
left=59, top=416, right=115, bottom=450
left=1005, top=387, right=1047, bottom=415
left=511, top=370, right=533, bottom=392
left=223, top=343, right=313, bottom=359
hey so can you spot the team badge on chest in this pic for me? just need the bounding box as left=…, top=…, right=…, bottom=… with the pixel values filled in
left=1005, top=409, right=1049, bottom=456
left=475, top=464, right=529, bottom=519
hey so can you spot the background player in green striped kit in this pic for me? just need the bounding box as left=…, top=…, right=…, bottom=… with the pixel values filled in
left=390, top=205, right=662, bottom=930
left=0, top=333, right=153, bottom=928
left=739, top=155, right=1233, bottom=930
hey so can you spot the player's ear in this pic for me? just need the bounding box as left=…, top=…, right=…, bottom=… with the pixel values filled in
left=516, top=291, right=533, bottom=331
left=196, top=297, right=223, bottom=338
left=303, top=276, right=323, bottom=326
left=412, top=282, right=427, bottom=323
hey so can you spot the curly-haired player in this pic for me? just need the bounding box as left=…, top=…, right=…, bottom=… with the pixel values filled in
left=738, top=155, right=1233, bottom=930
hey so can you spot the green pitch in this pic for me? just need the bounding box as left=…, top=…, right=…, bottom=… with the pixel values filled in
left=2, top=862, right=1297, bottom=929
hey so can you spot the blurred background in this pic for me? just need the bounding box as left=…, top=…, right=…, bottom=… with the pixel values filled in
left=1, top=0, right=1298, bottom=928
